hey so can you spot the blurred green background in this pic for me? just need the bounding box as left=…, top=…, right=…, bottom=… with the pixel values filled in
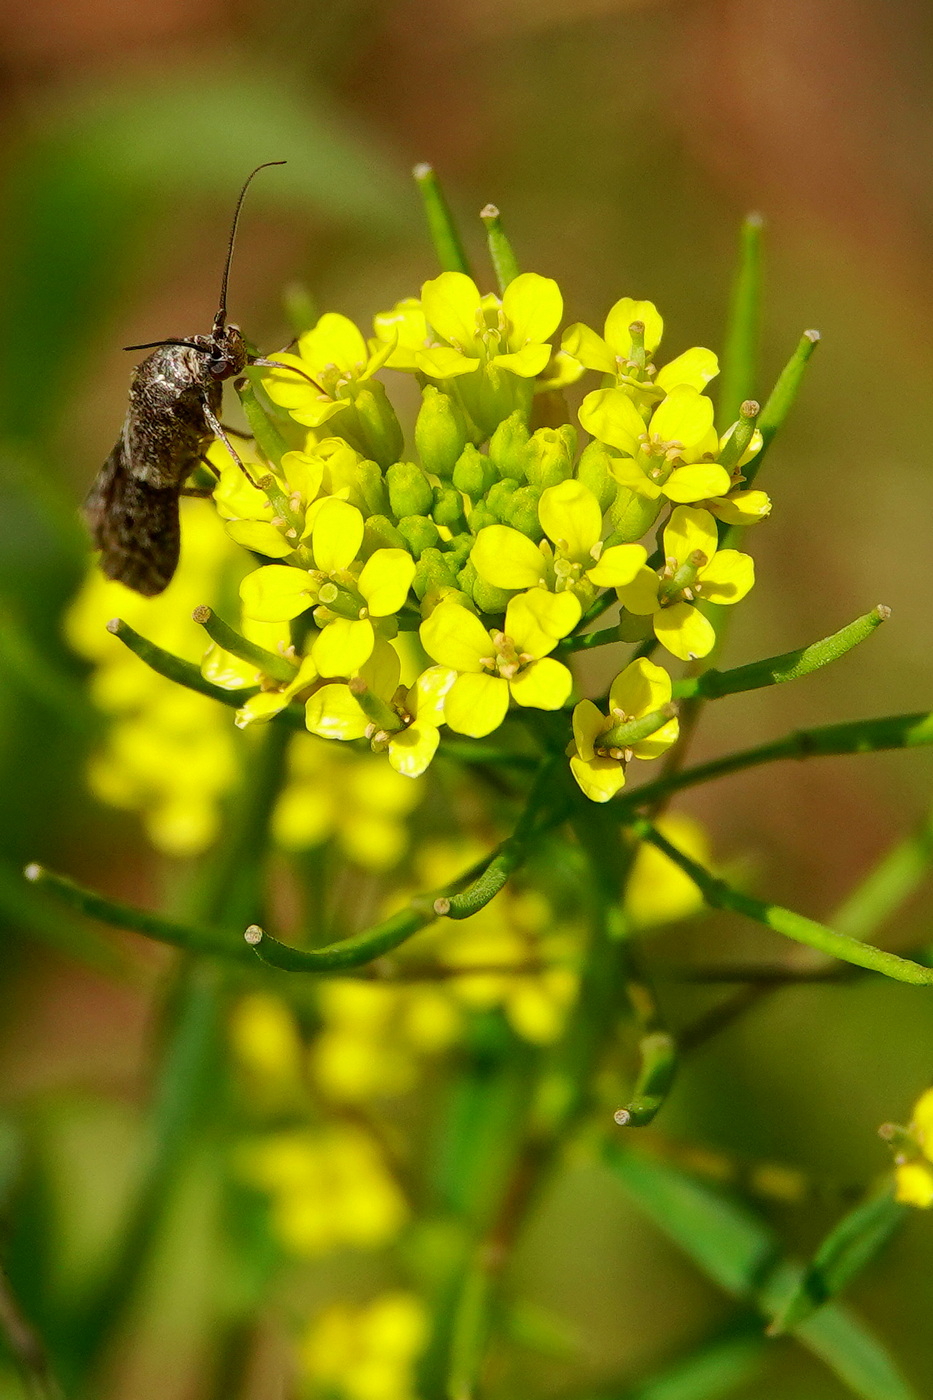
left=1, top=0, right=932, bottom=1395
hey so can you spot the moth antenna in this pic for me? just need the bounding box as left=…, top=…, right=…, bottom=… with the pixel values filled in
left=214, top=161, right=287, bottom=334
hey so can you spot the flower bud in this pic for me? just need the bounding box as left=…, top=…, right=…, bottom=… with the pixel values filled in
left=353, top=382, right=404, bottom=467
left=452, top=444, right=497, bottom=502
left=608, top=484, right=663, bottom=544
left=364, top=514, right=408, bottom=552
left=356, top=458, right=390, bottom=517
left=502, top=485, right=543, bottom=541
left=489, top=410, right=530, bottom=481
left=522, top=427, right=574, bottom=491
left=413, top=547, right=459, bottom=600
left=466, top=505, right=497, bottom=534
left=486, top=478, right=519, bottom=522
left=398, top=515, right=441, bottom=559
left=576, top=440, right=617, bottom=512
left=473, top=576, right=514, bottom=614
left=415, top=386, right=469, bottom=479
left=386, top=460, right=434, bottom=519
left=443, top=533, right=474, bottom=569
left=432, top=485, right=467, bottom=532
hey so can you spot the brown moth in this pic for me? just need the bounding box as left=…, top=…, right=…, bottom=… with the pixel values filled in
left=84, top=161, right=286, bottom=596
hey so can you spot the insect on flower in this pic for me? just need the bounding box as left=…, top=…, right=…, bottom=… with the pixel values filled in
left=84, top=160, right=313, bottom=597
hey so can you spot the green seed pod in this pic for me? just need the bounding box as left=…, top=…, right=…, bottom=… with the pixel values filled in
left=472, top=576, right=514, bottom=614
left=452, top=444, right=497, bottom=501
left=523, top=427, right=573, bottom=491
left=386, top=460, right=435, bottom=519
left=356, top=458, right=390, bottom=517
left=502, top=485, right=543, bottom=540
left=397, top=515, right=441, bottom=559
left=486, top=478, right=519, bottom=522
left=353, top=381, right=404, bottom=467
left=432, top=485, right=467, bottom=532
left=489, top=410, right=530, bottom=481
left=413, top=547, right=459, bottom=600
left=415, top=385, right=469, bottom=479
left=576, top=440, right=616, bottom=512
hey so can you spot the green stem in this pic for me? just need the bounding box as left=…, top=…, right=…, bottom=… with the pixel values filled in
left=106, top=618, right=257, bottom=707
left=742, top=328, right=820, bottom=491
left=480, top=204, right=520, bottom=291
left=22, top=864, right=254, bottom=962
left=413, top=163, right=471, bottom=275
left=193, top=605, right=298, bottom=683
left=631, top=819, right=933, bottom=986
left=557, top=623, right=622, bottom=654
left=616, top=709, right=933, bottom=815
left=673, top=606, right=890, bottom=702
left=236, top=376, right=288, bottom=469
left=718, top=213, right=764, bottom=430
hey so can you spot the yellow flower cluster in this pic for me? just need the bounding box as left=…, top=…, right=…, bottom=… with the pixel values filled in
left=300, top=1292, right=427, bottom=1400
left=890, top=1088, right=933, bottom=1207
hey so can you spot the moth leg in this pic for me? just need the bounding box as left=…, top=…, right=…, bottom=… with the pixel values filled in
left=251, top=357, right=325, bottom=394
left=220, top=423, right=253, bottom=440
left=180, top=487, right=214, bottom=498
left=202, top=397, right=261, bottom=489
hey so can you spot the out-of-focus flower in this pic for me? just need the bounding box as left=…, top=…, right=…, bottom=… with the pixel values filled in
left=300, top=1293, right=427, bottom=1400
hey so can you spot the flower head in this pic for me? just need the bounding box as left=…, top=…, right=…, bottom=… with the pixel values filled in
left=569, top=659, right=679, bottom=802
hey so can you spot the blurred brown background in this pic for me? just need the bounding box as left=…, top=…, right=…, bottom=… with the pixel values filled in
left=1, top=1, right=932, bottom=1395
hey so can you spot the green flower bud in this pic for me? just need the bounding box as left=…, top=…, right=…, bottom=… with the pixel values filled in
left=432, top=485, right=467, bottom=532
left=452, top=444, right=497, bottom=502
left=576, top=440, right=616, bottom=512
left=415, top=386, right=469, bottom=479
left=457, top=559, right=478, bottom=596
left=386, top=460, right=434, bottom=519
left=472, top=576, right=514, bottom=615
left=364, top=514, right=407, bottom=552
left=353, top=381, right=404, bottom=467
left=486, top=478, right=519, bottom=522
left=397, top=515, right=441, bottom=559
left=467, top=505, right=497, bottom=534
left=356, top=458, right=390, bottom=517
left=502, top=485, right=543, bottom=540
left=607, top=484, right=664, bottom=545
left=489, top=410, right=530, bottom=481
left=413, top=547, right=459, bottom=600
left=522, top=427, right=573, bottom=491
left=442, top=533, right=474, bottom=568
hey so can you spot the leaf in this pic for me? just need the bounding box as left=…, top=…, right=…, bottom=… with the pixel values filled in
left=615, top=1326, right=765, bottom=1400
left=769, top=1188, right=907, bottom=1334
left=605, top=1145, right=920, bottom=1400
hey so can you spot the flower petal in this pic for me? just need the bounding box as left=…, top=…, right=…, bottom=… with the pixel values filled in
left=358, top=548, right=416, bottom=617
left=572, top=698, right=605, bottom=761
left=416, top=347, right=482, bottom=378
left=631, top=716, right=680, bottom=761
left=698, top=549, right=755, bottom=605
left=505, top=589, right=581, bottom=656
left=502, top=273, right=562, bottom=345
left=420, top=601, right=491, bottom=673
left=471, top=526, right=547, bottom=589
left=421, top=272, right=482, bottom=349
left=509, top=657, right=572, bottom=710
left=561, top=323, right=617, bottom=374
left=608, top=657, right=672, bottom=718
left=578, top=388, right=645, bottom=455
left=240, top=565, right=313, bottom=622
left=655, top=347, right=719, bottom=393
left=491, top=344, right=552, bottom=377
left=388, top=723, right=440, bottom=778
left=312, top=498, right=364, bottom=574
left=225, top=519, right=294, bottom=558
left=663, top=506, right=718, bottom=569
left=650, top=385, right=715, bottom=450
left=570, top=754, right=626, bottom=803
left=359, top=638, right=401, bottom=700
left=707, top=490, right=772, bottom=525
left=312, top=618, right=375, bottom=677
left=298, top=313, right=368, bottom=376
left=305, top=683, right=369, bottom=740
left=654, top=602, right=715, bottom=661
left=410, top=665, right=457, bottom=725
left=617, top=566, right=661, bottom=615
left=444, top=672, right=510, bottom=737
left=586, top=543, right=647, bottom=588
left=604, top=298, right=664, bottom=356
left=538, top=480, right=602, bottom=562
left=662, top=463, right=732, bottom=504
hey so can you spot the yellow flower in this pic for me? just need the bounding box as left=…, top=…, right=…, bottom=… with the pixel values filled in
left=569, top=659, right=679, bottom=802
left=470, top=480, right=646, bottom=600
left=625, top=813, right=711, bottom=927
left=419, top=592, right=580, bottom=737
left=893, top=1088, right=933, bottom=1207
left=300, top=1293, right=427, bottom=1400
left=562, top=296, right=719, bottom=402
left=616, top=506, right=754, bottom=661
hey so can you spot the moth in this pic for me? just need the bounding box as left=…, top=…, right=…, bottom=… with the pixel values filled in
left=84, top=161, right=287, bottom=597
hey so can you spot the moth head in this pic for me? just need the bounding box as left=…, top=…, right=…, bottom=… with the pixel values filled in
left=207, top=323, right=248, bottom=380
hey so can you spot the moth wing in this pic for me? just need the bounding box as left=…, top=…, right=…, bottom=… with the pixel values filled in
left=83, top=437, right=181, bottom=597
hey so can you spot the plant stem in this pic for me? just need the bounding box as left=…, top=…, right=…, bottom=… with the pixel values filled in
left=413, top=163, right=471, bottom=275
left=106, top=618, right=256, bottom=707
left=480, top=205, right=520, bottom=291
left=193, top=605, right=298, bottom=683
left=718, top=213, right=764, bottom=430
